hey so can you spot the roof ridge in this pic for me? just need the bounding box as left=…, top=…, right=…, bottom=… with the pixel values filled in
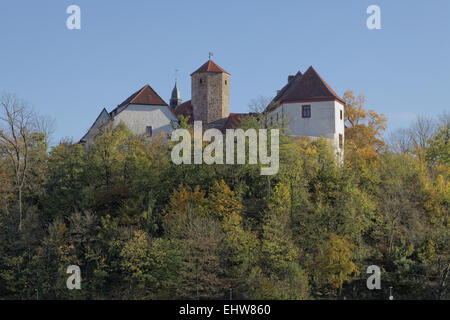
left=264, top=66, right=343, bottom=114
left=273, top=71, right=303, bottom=102
left=306, top=66, right=343, bottom=103
left=191, top=59, right=230, bottom=76
left=129, top=84, right=150, bottom=104
left=280, top=66, right=343, bottom=104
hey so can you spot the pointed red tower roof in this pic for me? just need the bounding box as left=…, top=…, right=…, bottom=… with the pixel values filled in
left=280, top=66, right=343, bottom=104
left=191, top=59, right=230, bottom=76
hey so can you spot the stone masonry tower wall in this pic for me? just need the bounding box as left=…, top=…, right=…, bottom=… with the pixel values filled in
left=191, top=71, right=230, bottom=126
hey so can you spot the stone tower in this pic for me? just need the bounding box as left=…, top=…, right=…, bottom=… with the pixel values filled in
left=170, top=80, right=182, bottom=109
left=191, top=59, right=230, bottom=126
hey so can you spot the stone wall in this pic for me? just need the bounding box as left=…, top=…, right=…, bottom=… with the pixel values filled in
left=191, top=72, right=230, bottom=126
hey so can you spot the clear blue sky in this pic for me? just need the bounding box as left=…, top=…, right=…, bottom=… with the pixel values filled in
left=1, top=0, right=449, bottom=144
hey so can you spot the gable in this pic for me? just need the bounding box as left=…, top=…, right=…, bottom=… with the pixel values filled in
left=191, top=59, right=230, bottom=76
left=110, top=84, right=176, bottom=119
left=80, top=108, right=111, bottom=143
left=265, top=67, right=344, bottom=114
left=117, top=84, right=168, bottom=108
left=280, top=66, right=343, bottom=104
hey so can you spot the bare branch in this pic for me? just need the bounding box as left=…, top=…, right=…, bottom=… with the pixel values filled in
left=0, top=93, right=47, bottom=232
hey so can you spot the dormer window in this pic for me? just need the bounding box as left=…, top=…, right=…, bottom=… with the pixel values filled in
left=302, top=105, right=311, bottom=118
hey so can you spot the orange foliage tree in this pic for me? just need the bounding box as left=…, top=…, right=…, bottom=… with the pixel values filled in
left=343, top=90, right=387, bottom=160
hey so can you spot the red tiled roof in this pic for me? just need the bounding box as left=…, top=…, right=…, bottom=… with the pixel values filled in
left=280, top=66, right=343, bottom=104
left=117, top=84, right=168, bottom=108
left=175, top=100, right=193, bottom=123
left=265, top=66, right=343, bottom=113
left=110, top=84, right=176, bottom=118
left=221, top=113, right=251, bottom=131
left=173, top=104, right=254, bottom=130
left=191, top=59, right=230, bottom=76
left=272, top=71, right=302, bottom=103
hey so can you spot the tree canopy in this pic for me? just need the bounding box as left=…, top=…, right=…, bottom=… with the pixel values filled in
left=0, top=92, right=448, bottom=300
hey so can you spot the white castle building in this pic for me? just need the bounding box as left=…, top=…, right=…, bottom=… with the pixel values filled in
left=264, top=66, right=345, bottom=159
left=80, top=59, right=344, bottom=158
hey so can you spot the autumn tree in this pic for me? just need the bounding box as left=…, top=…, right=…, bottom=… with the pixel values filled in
left=343, top=90, right=387, bottom=159
left=120, top=230, right=154, bottom=298
left=162, top=185, right=210, bottom=236
left=316, top=234, right=360, bottom=297
left=208, top=179, right=243, bottom=219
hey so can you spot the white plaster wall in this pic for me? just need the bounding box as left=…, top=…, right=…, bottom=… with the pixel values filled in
left=112, top=104, right=178, bottom=137
left=333, top=101, right=345, bottom=160
left=268, top=100, right=345, bottom=161
left=272, top=101, right=336, bottom=138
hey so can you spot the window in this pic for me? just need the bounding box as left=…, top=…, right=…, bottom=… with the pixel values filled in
left=340, top=110, right=343, bottom=120
left=302, top=105, right=311, bottom=118
left=225, top=80, right=227, bottom=85
left=146, top=126, right=152, bottom=137
left=276, top=112, right=279, bottom=122
left=199, top=79, right=203, bottom=84
left=339, top=134, right=343, bottom=149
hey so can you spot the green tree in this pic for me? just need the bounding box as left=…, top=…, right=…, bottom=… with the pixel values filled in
left=426, top=124, right=450, bottom=166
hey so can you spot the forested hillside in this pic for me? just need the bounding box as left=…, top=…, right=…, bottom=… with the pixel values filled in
left=0, top=92, right=448, bottom=300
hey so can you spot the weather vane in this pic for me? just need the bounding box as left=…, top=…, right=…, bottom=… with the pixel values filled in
left=208, top=52, right=213, bottom=60
left=174, top=68, right=179, bottom=82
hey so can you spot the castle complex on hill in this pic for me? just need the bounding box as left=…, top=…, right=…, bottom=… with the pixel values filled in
left=80, top=59, right=345, bottom=159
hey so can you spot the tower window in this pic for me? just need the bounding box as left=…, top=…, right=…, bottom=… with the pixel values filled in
left=146, top=126, right=152, bottom=137
left=339, top=134, right=343, bottom=149
left=302, top=105, right=311, bottom=118
left=225, top=80, right=227, bottom=85
left=340, top=110, right=343, bottom=120
left=199, top=79, right=203, bottom=84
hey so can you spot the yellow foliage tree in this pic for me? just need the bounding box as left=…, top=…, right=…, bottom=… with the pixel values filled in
left=162, top=185, right=210, bottom=235
left=209, top=179, right=243, bottom=219
left=316, top=234, right=360, bottom=296
left=343, top=90, right=387, bottom=160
